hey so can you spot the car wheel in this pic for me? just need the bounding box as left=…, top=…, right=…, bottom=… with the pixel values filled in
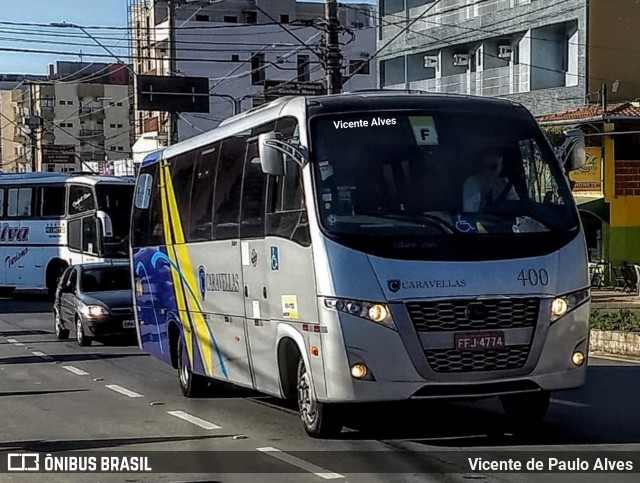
left=500, top=391, right=551, bottom=425
left=76, top=316, right=92, bottom=347
left=177, top=334, right=208, bottom=397
left=297, top=358, right=343, bottom=438
left=54, top=308, right=69, bottom=340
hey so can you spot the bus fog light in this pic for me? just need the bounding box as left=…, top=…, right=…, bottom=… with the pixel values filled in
left=572, top=351, right=585, bottom=366
left=350, top=363, right=367, bottom=379
left=551, top=298, right=568, bottom=317
left=367, top=304, right=388, bottom=323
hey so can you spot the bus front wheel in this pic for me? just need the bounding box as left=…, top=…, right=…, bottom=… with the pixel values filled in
left=297, top=359, right=343, bottom=438
left=177, top=335, right=208, bottom=398
left=500, top=390, right=551, bottom=424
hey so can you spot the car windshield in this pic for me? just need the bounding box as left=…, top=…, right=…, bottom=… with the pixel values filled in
left=81, top=267, right=131, bottom=293
left=310, top=107, right=579, bottom=260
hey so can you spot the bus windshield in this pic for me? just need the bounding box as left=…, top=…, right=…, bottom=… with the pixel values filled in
left=310, top=108, right=579, bottom=260
left=95, top=184, right=133, bottom=258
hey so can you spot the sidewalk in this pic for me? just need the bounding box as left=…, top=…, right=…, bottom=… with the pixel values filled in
left=591, top=289, right=640, bottom=309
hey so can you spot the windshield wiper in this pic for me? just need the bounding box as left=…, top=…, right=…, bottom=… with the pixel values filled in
left=356, top=210, right=455, bottom=234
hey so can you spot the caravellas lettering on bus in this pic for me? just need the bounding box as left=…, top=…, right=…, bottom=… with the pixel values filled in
left=205, top=272, right=240, bottom=293
left=0, top=224, right=30, bottom=242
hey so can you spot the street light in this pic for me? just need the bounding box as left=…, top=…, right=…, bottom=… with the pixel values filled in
left=50, top=22, right=131, bottom=71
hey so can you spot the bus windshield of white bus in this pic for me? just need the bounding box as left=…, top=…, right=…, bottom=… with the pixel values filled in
left=95, top=184, right=133, bottom=258
left=310, top=108, right=579, bottom=260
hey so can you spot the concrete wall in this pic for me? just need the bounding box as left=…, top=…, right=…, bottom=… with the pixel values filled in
left=588, top=0, right=640, bottom=103
left=378, top=0, right=589, bottom=116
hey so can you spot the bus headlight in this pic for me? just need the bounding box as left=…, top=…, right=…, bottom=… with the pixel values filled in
left=80, top=304, right=109, bottom=317
left=324, top=298, right=396, bottom=330
left=550, top=288, right=590, bottom=323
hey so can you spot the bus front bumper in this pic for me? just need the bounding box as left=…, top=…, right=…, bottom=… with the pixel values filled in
left=319, top=302, right=589, bottom=403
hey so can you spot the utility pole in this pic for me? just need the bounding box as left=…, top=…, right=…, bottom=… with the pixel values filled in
left=325, top=0, right=342, bottom=94
left=168, top=0, right=179, bottom=145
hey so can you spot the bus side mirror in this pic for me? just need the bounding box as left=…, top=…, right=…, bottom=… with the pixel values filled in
left=563, top=129, right=586, bottom=172
left=259, top=132, right=285, bottom=176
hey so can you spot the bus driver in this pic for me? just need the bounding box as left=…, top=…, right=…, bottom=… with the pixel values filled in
left=463, top=148, right=518, bottom=213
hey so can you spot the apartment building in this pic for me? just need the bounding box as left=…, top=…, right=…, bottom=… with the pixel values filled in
left=0, top=75, right=46, bottom=172
left=378, top=0, right=640, bottom=116
left=129, top=0, right=376, bottom=144
left=29, top=62, right=133, bottom=172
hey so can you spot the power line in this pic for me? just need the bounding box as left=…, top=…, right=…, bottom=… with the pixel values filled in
left=342, top=0, right=445, bottom=84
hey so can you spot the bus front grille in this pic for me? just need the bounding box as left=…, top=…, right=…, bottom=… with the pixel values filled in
left=425, top=346, right=531, bottom=373
left=406, top=298, right=539, bottom=332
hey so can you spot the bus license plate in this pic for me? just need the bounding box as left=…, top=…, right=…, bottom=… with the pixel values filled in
left=455, top=331, right=505, bottom=350
left=123, top=320, right=135, bottom=328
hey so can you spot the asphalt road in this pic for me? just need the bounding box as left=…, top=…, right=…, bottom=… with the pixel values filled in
left=0, top=297, right=639, bottom=482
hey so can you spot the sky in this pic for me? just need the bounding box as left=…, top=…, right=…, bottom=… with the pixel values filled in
left=0, top=0, right=376, bottom=75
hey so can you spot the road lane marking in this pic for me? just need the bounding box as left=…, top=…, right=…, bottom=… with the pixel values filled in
left=31, top=351, right=53, bottom=360
left=167, top=410, right=221, bottom=430
left=257, top=447, right=344, bottom=480
left=7, top=339, right=25, bottom=346
left=105, top=384, right=144, bottom=398
left=551, top=398, right=589, bottom=408
left=62, top=366, right=89, bottom=376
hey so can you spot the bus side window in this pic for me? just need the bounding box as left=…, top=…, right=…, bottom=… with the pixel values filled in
left=39, top=186, right=66, bottom=217
left=132, top=163, right=164, bottom=247
left=68, top=219, right=82, bottom=251
left=266, top=160, right=309, bottom=246
left=212, top=136, right=247, bottom=240
left=7, top=188, right=32, bottom=217
left=83, top=217, right=99, bottom=255
left=170, top=151, right=197, bottom=234
left=240, top=139, right=267, bottom=239
left=188, top=142, right=220, bottom=242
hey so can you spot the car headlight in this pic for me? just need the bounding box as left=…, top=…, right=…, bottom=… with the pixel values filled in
left=550, top=288, right=590, bottom=323
left=80, top=304, right=109, bottom=317
left=324, top=298, right=396, bottom=330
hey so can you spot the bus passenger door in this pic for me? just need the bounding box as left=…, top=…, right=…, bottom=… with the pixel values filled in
left=240, top=139, right=273, bottom=393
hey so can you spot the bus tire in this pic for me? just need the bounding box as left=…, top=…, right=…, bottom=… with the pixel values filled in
left=500, top=390, right=550, bottom=425
left=54, top=308, right=69, bottom=340
left=177, top=334, right=208, bottom=398
left=76, top=316, right=92, bottom=347
left=297, top=358, right=343, bottom=438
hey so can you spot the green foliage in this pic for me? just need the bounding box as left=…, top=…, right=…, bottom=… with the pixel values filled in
left=590, top=309, right=640, bottom=332
left=541, top=126, right=566, bottom=147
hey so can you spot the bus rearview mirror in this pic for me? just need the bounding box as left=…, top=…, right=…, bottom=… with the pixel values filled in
left=563, top=129, right=586, bottom=172
left=259, top=132, right=285, bottom=176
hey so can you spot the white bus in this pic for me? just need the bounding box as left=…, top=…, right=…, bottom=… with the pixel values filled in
left=0, top=172, right=134, bottom=296
left=131, top=92, right=590, bottom=438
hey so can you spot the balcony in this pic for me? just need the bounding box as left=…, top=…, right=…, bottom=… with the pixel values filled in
left=79, top=106, right=106, bottom=119
left=13, top=126, right=28, bottom=142
left=408, top=65, right=530, bottom=96
left=80, top=129, right=104, bottom=137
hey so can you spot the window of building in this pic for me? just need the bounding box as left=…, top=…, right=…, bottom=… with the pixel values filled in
left=116, top=146, right=124, bottom=151
left=0, top=189, right=4, bottom=217
left=349, top=59, right=370, bottom=76
left=116, top=102, right=123, bottom=107
left=251, top=53, right=265, bottom=85
left=280, top=14, right=290, bottom=24
left=195, top=14, right=210, bottom=22
left=231, top=54, right=240, bottom=62
left=67, top=100, right=74, bottom=106
left=297, top=55, right=310, bottom=82
left=38, top=185, right=66, bottom=217
left=224, top=16, right=238, bottom=23
left=110, top=123, right=116, bottom=128
left=59, top=100, right=66, bottom=105
left=245, top=11, right=257, bottom=24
